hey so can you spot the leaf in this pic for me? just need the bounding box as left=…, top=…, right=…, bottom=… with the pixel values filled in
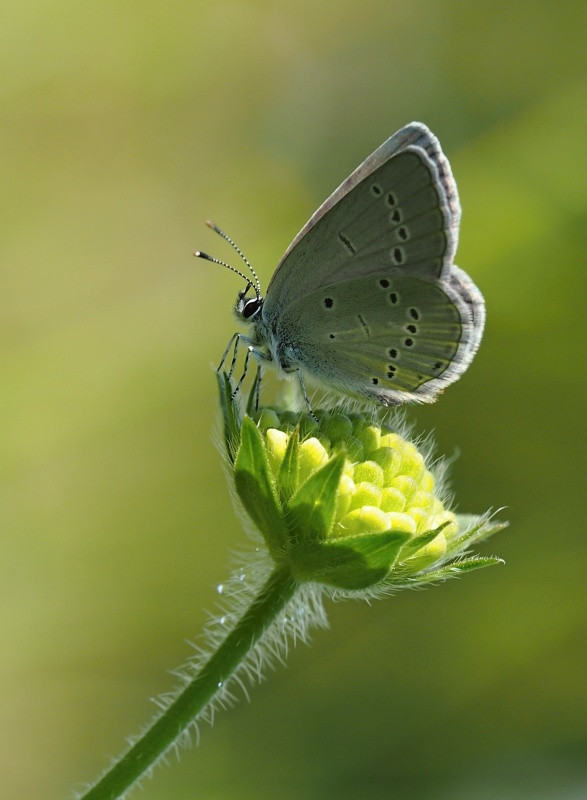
left=234, top=417, right=289, bottom=554
left=393, top=556, right=504, bottom=586
left=446, top=517, right=509, bottom=557
left=216, top=371, right=241, bottom=464
left=398, top=523, right=450, bottom=556
left=290, top=530, right=411, bottom=590
left=287, top=454, right=346, bottom=544
left=278, top=426, right=300, bottom=506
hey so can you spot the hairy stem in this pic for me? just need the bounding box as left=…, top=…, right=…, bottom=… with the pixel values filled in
left=81, top=564, right=298, bottom=800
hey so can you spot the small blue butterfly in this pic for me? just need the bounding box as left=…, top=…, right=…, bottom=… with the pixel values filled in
left=196, top=122, right=484, bottom=414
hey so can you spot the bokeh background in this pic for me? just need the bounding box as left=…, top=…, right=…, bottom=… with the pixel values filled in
left=2, top=2, right=586, bottom=798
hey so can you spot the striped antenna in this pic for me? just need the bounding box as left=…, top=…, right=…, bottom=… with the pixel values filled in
left=193, top=250, right=255, bottom=297
left=203, top=220, right=262, bottom=299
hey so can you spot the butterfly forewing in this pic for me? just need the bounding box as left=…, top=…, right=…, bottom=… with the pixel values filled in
left=264, top=146, right=456, bottom=321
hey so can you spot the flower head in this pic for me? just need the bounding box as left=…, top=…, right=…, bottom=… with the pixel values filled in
left=219, top=373, right=504, bottom=595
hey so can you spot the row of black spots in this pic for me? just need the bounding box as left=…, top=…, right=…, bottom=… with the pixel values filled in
left=384, top=350, right=447, bottom=382
left=379, top=294, right=420, bottom=322
left=371, top=362, right=399, bottom=386
left=388, top=210, right=410, bottom=244
left=387, top=336, right=415, bottom=356
left=370, top=183, right=397, bottom=209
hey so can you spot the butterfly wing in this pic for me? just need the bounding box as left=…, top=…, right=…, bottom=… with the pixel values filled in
left=262, top=122, right=484, bottom=404
left=270, top=267, right=484, bottom=404
left=266, top=123, right=459, bottom=303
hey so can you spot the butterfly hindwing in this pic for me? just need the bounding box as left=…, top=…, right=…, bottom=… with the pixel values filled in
left=275, top=272, right=475, bottom=404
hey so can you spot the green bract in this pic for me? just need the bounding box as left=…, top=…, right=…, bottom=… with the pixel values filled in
left=219, top=373, right=504, bottom=593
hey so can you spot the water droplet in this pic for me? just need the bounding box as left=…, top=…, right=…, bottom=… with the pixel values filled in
left=219, top=616, right=226, bottom=625
left=217, top=584, right=224, bottom=594
left=238, top=573, right=245, bottom=582
left=217, top=681, right=223, bottom=688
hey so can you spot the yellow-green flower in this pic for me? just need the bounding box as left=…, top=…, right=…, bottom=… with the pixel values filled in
left=219, top=374, right=504, bottom=594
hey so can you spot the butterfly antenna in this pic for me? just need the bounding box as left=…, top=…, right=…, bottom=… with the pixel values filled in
left=193, top=250, right=255, bottom=296
left=205, top=220, right=262, bottom=300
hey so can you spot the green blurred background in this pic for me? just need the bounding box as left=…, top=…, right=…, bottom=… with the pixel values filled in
left=2, top=2, right=586, bottom=798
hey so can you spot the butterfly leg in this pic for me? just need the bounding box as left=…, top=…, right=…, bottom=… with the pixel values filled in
left=230, top=344, right=251, bottom=399
left=242, top=365, right=263, bottom=415
left=254, top=365, right=262, bottom=412
left=296, top=369, right=318, bottom=423
left=217, top=332, right=241, bottom=376
left=232, top=345, right=272, bottom=401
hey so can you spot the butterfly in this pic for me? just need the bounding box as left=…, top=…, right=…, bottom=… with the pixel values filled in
left=196, top=122, right=485, bottom=416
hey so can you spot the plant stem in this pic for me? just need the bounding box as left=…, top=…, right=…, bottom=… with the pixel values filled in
left=81, top=564, right=298, bottom=800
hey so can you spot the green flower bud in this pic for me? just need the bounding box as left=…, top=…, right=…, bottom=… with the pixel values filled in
left=348, top=482, right=382, bottom=512
left=335, top=473, right=355, bottom=521
left=218, top=372, right=505, bottom=593
left=298, top=437, right=329, bottom=485
left=404, top=530, right=448, bottom=571
left=342, top=506, right=392, bottom=536
left=353, top=460, right=385, bottom=487
left=319, top=412, right=354, bottom=443
left=265, top=428, right=289, bottom=476
left=256, top=408, right=282, bottom=433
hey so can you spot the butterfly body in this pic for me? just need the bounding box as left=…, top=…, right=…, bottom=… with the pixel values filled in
left=227, top=122, right=484, bottom=407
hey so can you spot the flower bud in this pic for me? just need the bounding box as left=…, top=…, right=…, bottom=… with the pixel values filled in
left=219, top=373, right=504, bottom=594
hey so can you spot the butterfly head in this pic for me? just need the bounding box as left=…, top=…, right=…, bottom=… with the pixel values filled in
left=235, top=286, right=264, bottom=322
left=194, top=220, right=264, bottom=325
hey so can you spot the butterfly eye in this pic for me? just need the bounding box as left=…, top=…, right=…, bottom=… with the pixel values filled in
left=242, top=298, right=262, bottom=319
